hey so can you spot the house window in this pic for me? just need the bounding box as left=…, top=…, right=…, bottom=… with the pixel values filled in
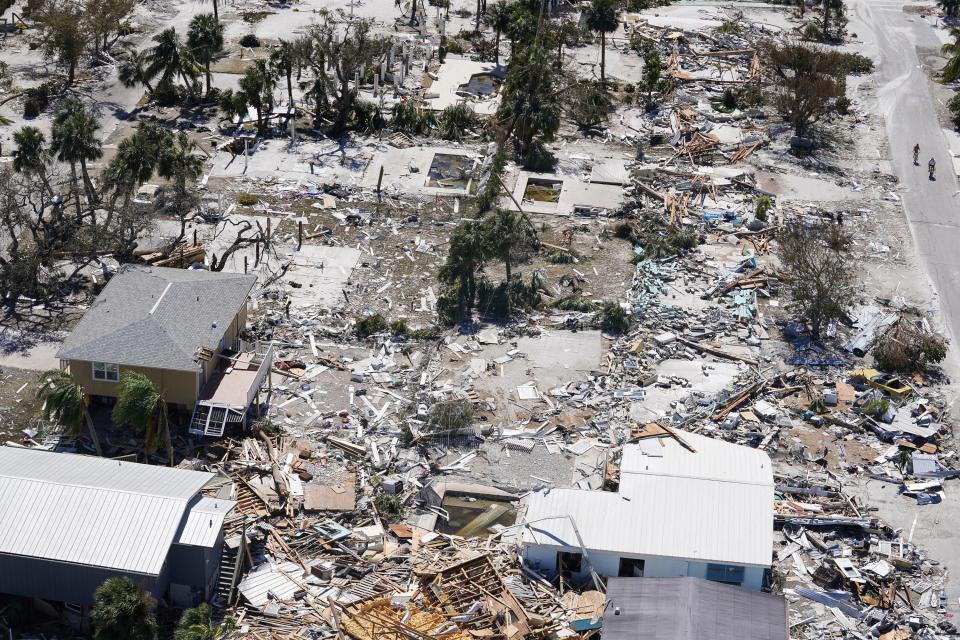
left=92, top=362, right=119, bottom=382
left=557, top=551, right=583, bottom=576
left=618, top=557, right=645, bottom=577
left=706, top=563, right=745, bottom=585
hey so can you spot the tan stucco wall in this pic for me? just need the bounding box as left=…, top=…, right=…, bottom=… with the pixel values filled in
left=67, top=360, right=199, bottom=406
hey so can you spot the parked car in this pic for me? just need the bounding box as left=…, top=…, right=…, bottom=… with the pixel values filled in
left=851, top=368, right=913, bottom=400
left=132, top=184, right=164, bottom=212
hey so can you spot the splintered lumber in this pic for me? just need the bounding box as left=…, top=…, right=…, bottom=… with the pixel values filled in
left=327, top=436, right=367, bottom=457
left=728, top=140, right=763, bottom=164
left=676, top=337, right=758, bottom=366
left=698, top=48, right=754, bottom=57
left=712, top=268, right=766, bottom=297
left=229, top=472, right=272, bottom=517
left=710, top=379, right=769, bottom=421
left=635, top=180, right=666, bottom=201
left=659, top=422, right=697, bottom=453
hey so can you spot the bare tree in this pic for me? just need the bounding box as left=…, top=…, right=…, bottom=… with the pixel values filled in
left=777, top=222, right=856, bottom=340
left=762, top=39, right=845, bottom=138
left=208, top=218, right=268, bottom=272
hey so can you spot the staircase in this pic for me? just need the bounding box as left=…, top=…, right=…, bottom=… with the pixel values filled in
left=189, top=403, right=244, bottom=438
left=214, top=540, right=242, bottom=606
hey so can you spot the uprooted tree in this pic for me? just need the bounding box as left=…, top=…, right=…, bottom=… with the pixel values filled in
left=777, top=222, right=857, bottom=340
left=873, top=317, right=948, bottom=374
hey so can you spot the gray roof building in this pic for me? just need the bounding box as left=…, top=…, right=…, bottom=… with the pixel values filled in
left=0, top=447, right=235, bottom=606
left=57, top=265, right=256, bottom=372
left=602, top=577, right=787, bottom=640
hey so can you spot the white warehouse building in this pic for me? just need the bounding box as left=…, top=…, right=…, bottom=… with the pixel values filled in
left=519, top=431, right=774, bottom=590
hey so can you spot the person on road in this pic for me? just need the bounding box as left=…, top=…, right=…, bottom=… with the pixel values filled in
left=929, top=157, right=936, bottom=180
left=914, top=144, right=920, bottom=165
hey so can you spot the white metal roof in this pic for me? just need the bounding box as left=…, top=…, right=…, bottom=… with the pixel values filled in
left=521, top=432, right=773, bottom=567
left=0, top=447, right=213, bottom=575
left=238, top=561, right=304, bottom=607
left=175, top=497, right=237, bottom=547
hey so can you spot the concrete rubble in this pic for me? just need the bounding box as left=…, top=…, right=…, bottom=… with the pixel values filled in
left=2, top=0, right=960, bottom=635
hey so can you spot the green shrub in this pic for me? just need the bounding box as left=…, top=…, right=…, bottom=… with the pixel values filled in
left=355, top=313, right=388, bottom=338
left=353, top=99, right=387, bottom=134
left=862, top=398, right=890, bottom=418
left=754, top=195, right=773, bottom=221
left=427, top=399, right=474, bottom=435
left=947, top=94, right=960, bottom=128
left=22, top=93, right=41, bottom=119
left=737, top=85, right=765, bottom=108
left=410, top=326, right=442, bottom=340
left=237, top=193, right=258, bottom=206
left=521, top=140, right=556, bottom=172
left=22, top=83, right=52, bottom=118
left=722, top=88, right=737, bottom=110
left=553, top=295, right=599, bottom=312
left=239, top=33, right=260, bottom=47
left=389, top=319, right=409, bottom=336
left=374, top=494, right=402, bottom=519
left=717, top=20, right=742, bottom=34
left=437, top=103, right=479, bottom=141
left=836, top=52, right=874, bottom=75
left=597, top=302, right=631, bottom=334
left=802, top=22, right=823, bottom=41
left=834, top=96, right=851, bottom=115
left=391, top=100, right=435, bottom=136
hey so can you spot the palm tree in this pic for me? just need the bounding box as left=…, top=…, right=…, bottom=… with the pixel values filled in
left=174, top=604, right=235, bottom=640
left=585, top=0, right=619, bottom=85
left=118, top=50, right=155, bottom=93
left=187, top=14, right=224, bottom=97
left=270, top=39, right=296, bottom=107
left=51, top=99, right=103, bottom=207
left=12, top=126, right=52, bottom=194
left=105, top=122, right=171, bottom=199
left=482, top=208, right=539, bottom=287
left=91, top=577, right=158, bottom=640
left=483, top=1, right=510, bottom=65
left=942, top=27, right=960, bottom=83
left=204, top=0, right=221, bottom=23
left=36, top=369, right=103, bottom=456
left=158, top=132, right=204, bottom=242
left=147, top=28, right=201, bottom=94
left=238, top=59, right=276, bottom=136
left=158, top=132, right=203, bottom=197
left=438, top=220, right=487, bottom=321
left=112, top=371, right=174, bottom=466
left=217, top=88, right=249, bottom=130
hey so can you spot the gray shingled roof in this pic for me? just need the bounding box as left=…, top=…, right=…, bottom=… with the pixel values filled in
left=58, top=266, right=256, bottom=372
left=603, top=577, right=787, bottom=640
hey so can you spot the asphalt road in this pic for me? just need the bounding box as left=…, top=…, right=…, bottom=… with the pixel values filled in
left=854, top=0, right=960, bottom=352
left=850, top=0, right=960, bottom=612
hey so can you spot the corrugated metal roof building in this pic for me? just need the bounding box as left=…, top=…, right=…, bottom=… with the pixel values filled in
left=520, top=432, right=774, bottom=590
left=0, top=447, right=235, bottom=606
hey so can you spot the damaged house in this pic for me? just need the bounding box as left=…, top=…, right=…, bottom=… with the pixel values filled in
left=0, top=447, right=236, bottom=609
left=56, top=265, right=273, bottom=437
left=519, top=431, right=774, bottom=590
